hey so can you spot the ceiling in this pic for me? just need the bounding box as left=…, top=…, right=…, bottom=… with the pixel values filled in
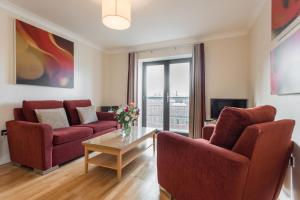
left=5, top=0, right=265, bottom=50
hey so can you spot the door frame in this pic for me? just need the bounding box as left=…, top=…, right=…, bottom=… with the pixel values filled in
left=142, top=58, right=192, bottom=132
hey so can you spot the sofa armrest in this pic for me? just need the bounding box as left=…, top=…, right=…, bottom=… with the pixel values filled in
left=202, top=124, right=215, bottom=140
left=6, top=120, right=53, bottom=170
left=97, top=111, right=116, bottom=121
left=157, top=132, right=249, bottom=200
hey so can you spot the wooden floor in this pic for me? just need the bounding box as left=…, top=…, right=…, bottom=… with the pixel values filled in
left=0, top=146, right=170, bottom=200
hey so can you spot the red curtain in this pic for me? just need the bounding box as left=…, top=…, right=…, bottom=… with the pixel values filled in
left=189, top=43, right=206, bottom=138
left=127, top=53, right=136, bottom=105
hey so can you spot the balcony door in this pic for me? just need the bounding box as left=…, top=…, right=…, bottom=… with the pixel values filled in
left=142, top=58, right=191, bottom=133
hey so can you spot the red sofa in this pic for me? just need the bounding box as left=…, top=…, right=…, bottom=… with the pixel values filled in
left=6, top=99, right=119, bottom=174
left=157, top=108, right=295, bottom=200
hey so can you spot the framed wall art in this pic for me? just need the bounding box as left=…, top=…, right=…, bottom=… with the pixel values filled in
left=15, top=19, right=74, bottom=88
left=272, top=0, right=300, bottom=40
left=271, top=23, right=300, bottom=95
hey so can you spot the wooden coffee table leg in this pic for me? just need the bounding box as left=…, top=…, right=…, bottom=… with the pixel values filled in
left=117, top=153, right=122, bottom=180
left=84, top=147, right=89, bottom=174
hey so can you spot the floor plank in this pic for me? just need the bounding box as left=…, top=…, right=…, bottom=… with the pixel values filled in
left=0, top=147, right=169, bottom=200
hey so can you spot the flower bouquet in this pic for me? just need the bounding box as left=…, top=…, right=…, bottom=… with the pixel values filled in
left=115, top=103, right=139, bottom=136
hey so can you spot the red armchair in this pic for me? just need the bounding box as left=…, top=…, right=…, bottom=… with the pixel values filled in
left=157, top=119, right=295, bottom=200
left=7, top=100, right=119, bottom=174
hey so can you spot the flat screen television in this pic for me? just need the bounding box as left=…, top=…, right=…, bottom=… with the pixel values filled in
left=211, top=98, right=248, bottom=119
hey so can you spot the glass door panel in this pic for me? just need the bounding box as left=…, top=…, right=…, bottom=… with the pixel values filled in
left=142, top=58, right=191, bottom=134
left=144, top=65, right=164, bottom=129
left=169, top=62, right=190, bottom=133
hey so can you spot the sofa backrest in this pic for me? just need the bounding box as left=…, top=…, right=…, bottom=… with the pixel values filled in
left=63, top=99, right=92, bottom=125
left=22, top=100, right=64, bottom=122
left=13, top=108, right=25, bottom=121
left=13, top=100, right=93, bottom=124
left=232, top=120, right=295, bottom=200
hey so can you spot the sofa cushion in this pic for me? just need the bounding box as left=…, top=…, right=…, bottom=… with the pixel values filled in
left=76, top=106, right=98, bottom=124
left=77, top=120, right=118, bottom=133
left=53, top=126, right=93, bottom=145
left=35, top=108, right=70, bottom=129
left=64, top=100, right=92, bottom=125
left=23, top=100, right=64, bottom=122
left=209, top=105, right=276, bottom=149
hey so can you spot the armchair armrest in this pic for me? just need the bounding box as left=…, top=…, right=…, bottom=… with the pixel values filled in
left=6, top=120, right=53, bottom=170
left=96, top=111, right=116, bottom=121
left=202, top=124, right=215, bottom=140
left=157, top=132, right=249, bottom=200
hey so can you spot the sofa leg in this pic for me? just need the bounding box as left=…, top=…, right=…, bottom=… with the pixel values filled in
left=34, top=165, right=59, bottom=175
left=160, top=186, right=174, bottom=200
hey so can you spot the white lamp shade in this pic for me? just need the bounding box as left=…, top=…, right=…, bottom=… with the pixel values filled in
left=102, top=0, right=131, bottom=30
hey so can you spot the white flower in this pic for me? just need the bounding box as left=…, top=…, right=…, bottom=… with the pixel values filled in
left=125, top=116, right=130, bottom=121
left=116, top=108, right=123, bottom=114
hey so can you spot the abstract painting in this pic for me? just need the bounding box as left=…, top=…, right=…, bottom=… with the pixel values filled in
left=271, top=27, right=300, bottom=95
left=15, top=19, right=74, bottom=88
left=272, top=0, right=300, bottom=39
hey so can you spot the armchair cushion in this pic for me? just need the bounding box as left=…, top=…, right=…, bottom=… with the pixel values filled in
left=63, top=100, right=92, bottom=125
left=53, top=127, right=93, bottom=145
left=210, top=105, right=276, bottom=149
left=76, top=121, right=118, bottom=133
left=23, top=100, right=63, bottom=122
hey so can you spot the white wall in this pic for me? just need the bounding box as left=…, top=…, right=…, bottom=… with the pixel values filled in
left=103, top=53, right=129, bottom=106
left=249, top=1, right=300, bottom=199
left=103, top=35, right=250, bottom=120
left=0, top=9, right=105, bottom=165
left=205, top=36, right=250, bottom=119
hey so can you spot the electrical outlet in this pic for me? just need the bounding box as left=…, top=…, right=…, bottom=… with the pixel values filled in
left=1, top=130, right=7, bottom=136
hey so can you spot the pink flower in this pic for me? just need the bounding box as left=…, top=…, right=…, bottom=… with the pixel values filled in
left=125, top=106, right=129, bottom=112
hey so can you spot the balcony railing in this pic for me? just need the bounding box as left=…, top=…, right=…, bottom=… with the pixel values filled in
left=146, top=97, right=189, bottom=132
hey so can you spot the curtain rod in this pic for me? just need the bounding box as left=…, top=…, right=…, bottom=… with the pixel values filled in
left=132, top=43, right=195, bottom=54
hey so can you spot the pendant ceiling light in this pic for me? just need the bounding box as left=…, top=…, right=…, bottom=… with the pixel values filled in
left=102, top=0, right=131, bottom=30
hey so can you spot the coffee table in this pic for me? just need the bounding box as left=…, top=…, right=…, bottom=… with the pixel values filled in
left=82, top=126, right=157, bottom=179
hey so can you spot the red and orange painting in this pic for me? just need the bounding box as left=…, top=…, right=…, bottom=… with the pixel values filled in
left=16, top=19, right=74, bottom=88
left=272, top=0, right=300, bottom=39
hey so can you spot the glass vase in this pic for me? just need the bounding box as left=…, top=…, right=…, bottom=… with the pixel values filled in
left=121, top=123, right=132, bottom=136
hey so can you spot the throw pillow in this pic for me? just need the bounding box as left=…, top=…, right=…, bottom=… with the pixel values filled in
left=34, top=108, right=70, bottom=129
left=76, top=106, right=98, bottom=124
left=209, top=105, right=276, bottom=149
